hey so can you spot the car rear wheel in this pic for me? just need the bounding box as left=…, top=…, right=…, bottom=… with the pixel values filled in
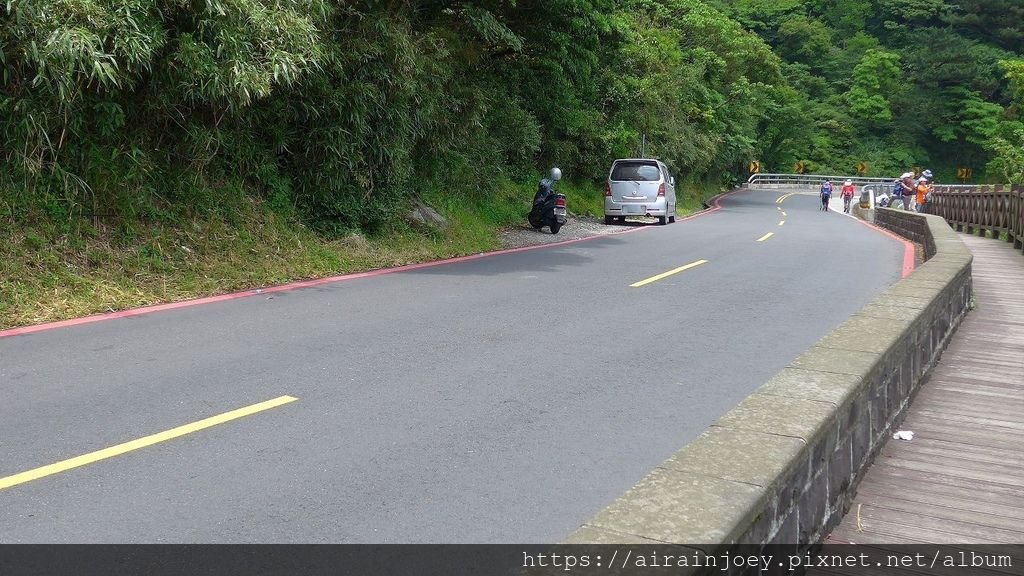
left=604, top=215, right=614, bottom=225
left=658, top=215, right=668, bottom=225
left=669, top=211, right=676, bottom=223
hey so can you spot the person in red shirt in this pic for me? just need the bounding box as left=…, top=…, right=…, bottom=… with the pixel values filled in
left=841, top=180, right=856, bottom=213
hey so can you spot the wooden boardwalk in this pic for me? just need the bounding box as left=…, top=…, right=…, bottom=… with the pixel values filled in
left=827, top=234, right=1024, bottom=545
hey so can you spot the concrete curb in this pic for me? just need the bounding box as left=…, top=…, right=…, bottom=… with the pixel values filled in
left=565, top=208, right=973, bottom=549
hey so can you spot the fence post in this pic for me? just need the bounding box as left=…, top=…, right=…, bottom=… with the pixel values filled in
left=1016, top=185, right=1024, bottom=252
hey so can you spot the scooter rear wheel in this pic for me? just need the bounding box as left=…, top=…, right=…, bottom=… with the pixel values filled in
left=550, top=223, right=561, bottom=234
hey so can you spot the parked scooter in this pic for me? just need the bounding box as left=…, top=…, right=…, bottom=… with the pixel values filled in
left=529, top=167, right=568, bottom=234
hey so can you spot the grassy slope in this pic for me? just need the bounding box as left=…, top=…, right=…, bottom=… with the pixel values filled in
left=1, top=179, right=716, bottom=330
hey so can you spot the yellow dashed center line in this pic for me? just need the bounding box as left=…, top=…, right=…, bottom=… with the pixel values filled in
left=757, top=233, right=775, bottom=242
left=782, top=211, right=787, bottom=217
left=631, top=259, right=708, bottom=288
left=0, top=395, right=298, bottom=492
left=779, top=220, right=785, bottom=227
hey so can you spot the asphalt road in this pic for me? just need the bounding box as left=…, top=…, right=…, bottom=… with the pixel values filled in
left=0, top=188, right=905, bottom=543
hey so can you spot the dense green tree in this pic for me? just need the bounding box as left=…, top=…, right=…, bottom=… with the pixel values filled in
left=845, top=49, right=901, bottom=124
left=944, top=0, right=1024, bottom=54
left=3, top=0, right=1022, bottom=238
left=984, top=60, right=1024, bottom=183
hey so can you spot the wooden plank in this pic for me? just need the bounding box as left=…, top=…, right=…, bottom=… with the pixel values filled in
left=900, top=409, right=1024, bottom=435
left=847, top=494, right=1024, bottom=533
left=928, top=381, right=1024, bottom=398
left=865, top=462, right=1024, bottom=502
left=854, top=480, right=1024, bottom=521
left=870, top=457, right=1023, bottom=488
left=907, top=410, right=1024, bottom=432
left=895, top=419, right=1024, bottom=451
left=911, top=394, right=1024, bottom=416
left=878, top=437, right=1024, bottom=468
left=829, top=513, right=1008, bottom=544
left=924, top=373, right=1024, bottom=389
left=904, top=397, right=1024, bottom=421
left=928, top=358, right=1024, bottom=373
left=856, top=506, right=1023, bottom=543
left=827, top=519, right=937, bottom=545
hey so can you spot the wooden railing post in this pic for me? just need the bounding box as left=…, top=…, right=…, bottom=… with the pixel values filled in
left=1015, top=185, right=1024, bottom=253
left=925, top=182, right=1022, bottom=249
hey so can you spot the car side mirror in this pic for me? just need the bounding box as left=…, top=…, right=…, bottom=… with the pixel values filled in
left=669, top=176, right=675, bottom=186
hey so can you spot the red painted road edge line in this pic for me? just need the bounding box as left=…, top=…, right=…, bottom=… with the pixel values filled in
left=0, top=191, right=739, bottom=339
left=851, top=215, right=916, bottom=278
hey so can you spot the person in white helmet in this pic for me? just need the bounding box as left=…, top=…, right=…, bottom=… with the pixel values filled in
left=841, top=179, right=856, bottom=213
left=915, top=173, right=933, bottom=213
left=897, top=172, right=915, bottom=210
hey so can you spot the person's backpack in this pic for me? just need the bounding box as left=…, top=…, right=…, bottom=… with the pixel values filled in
left=892, top=181, right=904, bottom=198
left=821, top=182, right=833, bottom=195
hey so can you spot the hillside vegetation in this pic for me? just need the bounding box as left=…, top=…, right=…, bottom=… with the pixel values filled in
left=2, top=0, right=1022, bottom=327
left=711, top=0, right=1024, bottom=182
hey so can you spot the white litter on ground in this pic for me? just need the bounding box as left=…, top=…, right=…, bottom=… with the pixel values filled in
left=893, top=430, right=915, bottom=441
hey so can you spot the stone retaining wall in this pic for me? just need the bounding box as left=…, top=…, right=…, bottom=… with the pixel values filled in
left=565, top=209, right=972, bottom=555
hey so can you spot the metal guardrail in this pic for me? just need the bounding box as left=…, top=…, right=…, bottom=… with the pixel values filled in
left=747, top=173, right=893, bottom=186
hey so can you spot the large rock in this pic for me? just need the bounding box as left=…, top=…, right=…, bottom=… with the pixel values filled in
left=406, top=201, right=448, bottom=232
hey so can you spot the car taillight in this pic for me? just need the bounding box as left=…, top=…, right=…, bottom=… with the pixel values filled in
left=605, top=183, right=612, bottom=197
left=555, top=197, right=566, bottom=207
left=658, top=183, right=666, bottom=197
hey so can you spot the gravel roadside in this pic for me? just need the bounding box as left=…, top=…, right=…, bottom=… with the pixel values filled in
left=498, top=215, right=656, bottom=249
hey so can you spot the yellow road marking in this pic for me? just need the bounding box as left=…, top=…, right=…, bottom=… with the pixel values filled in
left=757, top=233, right=774, bottom=242
left=782, top=211, right=787, bottom=217
left=631, top=260, right=708, bottom=288
left=0, top=395, right=298, bottom=491
left=779, top=220, right=785, bottom=227
left=776, top=193, right=796, bottom=204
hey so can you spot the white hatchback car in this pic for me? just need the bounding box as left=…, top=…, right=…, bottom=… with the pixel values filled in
left=604, top=159, right=677, bottom=225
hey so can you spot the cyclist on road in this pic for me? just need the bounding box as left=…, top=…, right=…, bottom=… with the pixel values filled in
left=841, top=179, right=856, bottom=213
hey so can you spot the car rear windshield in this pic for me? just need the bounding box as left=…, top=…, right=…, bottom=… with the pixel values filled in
left=611, top=161, right=662, bottom=181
